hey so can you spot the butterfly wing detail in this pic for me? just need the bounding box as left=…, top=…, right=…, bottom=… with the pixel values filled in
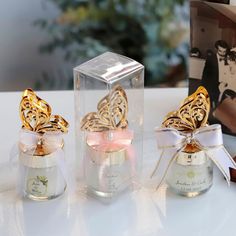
left=37, top=115, right=69, bottom=133
left=162, top=111, right=194, bottom=132
left=103, top=85, right=128, bottom=129
left=81, top=85, right=128, bottom=132
left=20, top=89, right=68, bottom=133
left=20, top=89, right=51, bottom=132
left=163, top=86, right=210, bottom=131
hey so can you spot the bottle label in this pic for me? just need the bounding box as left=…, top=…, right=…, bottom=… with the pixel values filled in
left=27, top=176, right=48, bottom=196
left=167, top=153, right=213, bottom=193
left=86, top=160, right=131, bottom=193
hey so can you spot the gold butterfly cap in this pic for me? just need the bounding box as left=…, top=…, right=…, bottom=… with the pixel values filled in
left=20, top=89, right=69, bottom=134
left=80, top=85, right=128, bottom=132
left=162, top=86, right=210, bottom=132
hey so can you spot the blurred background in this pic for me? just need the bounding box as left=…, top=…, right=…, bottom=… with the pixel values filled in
left=0, top=0, right=189, bottom=91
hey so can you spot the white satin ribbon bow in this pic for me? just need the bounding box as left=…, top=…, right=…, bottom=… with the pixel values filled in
left=152, top=124, right=236, bottom=188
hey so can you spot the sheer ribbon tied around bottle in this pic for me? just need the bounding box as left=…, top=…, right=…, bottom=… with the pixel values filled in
left=86, top=129, right=135, bottom=191
left=151, top=124, right=236, bottom=189
left=19, top=129, right=64, bottom=165
left=18, top=129, right=67, bottom=183
left=86, top=129, right=135, bottom=165
left=86, top=130, right=133, bottom=152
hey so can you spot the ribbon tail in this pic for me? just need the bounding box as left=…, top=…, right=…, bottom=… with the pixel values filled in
left=9, top=143, right=19, bottom=165
left=56, top=149, right=68, bottom=189
left=0, top=143, right=20, bottom=193
left=151, top=147, right=183, bottom=190
left=205, top=146, right=236, bottom=186
left=150, top=149, right=164, bottom=179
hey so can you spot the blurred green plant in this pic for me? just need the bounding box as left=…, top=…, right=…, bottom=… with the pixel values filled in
left=35, top=0, right=189, bottom=87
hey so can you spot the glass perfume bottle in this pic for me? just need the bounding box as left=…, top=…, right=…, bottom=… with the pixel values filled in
left=166, top=142, right=213, bottom=197
left=84, top=131, right=133, bottom=198
left=18, top=89, right=69, bottom=201
left=154, top=86, right=236, bottom=197
left=19, top=143, right=67, bottom=201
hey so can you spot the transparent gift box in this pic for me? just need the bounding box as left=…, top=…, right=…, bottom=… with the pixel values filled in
left=74, top=52, right=144, bottom=200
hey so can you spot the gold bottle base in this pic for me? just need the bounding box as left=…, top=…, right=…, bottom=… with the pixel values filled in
left=24, top=185, right=67, bottom=201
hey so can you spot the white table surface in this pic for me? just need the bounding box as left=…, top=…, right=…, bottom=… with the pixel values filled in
left=0, top=88, right=236, bottom=236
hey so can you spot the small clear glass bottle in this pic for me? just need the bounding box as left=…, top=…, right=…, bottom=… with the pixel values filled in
left=84, top=137, right=132, bottom=198
left=166, top=142, right=213, bottom=197
left=19, top=143, right=67, bottom=201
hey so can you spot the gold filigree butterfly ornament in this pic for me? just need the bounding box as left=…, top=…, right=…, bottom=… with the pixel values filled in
left=20, top=89, right=69, bottom=133
left=19, top=89, right=69, bottom=155
left=162, top=86, right=210, bottom=132
left=80, top=85, right=128, bottom=132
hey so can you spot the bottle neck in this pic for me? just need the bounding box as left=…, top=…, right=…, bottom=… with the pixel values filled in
left=183, top=142, right=201, bottom=153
